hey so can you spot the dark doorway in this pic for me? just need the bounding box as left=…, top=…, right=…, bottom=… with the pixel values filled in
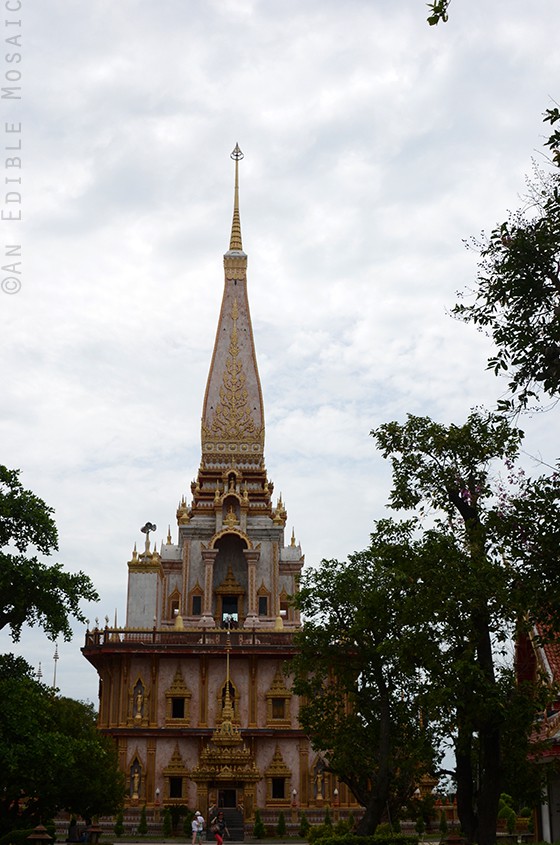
left=218, top=788, right=237, bottom=808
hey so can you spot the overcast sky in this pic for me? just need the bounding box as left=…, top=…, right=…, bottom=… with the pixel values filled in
left=2, top=0, right=559, bottom=702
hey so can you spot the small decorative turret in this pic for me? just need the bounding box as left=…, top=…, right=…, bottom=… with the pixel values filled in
left=177, top=496, right=191, bottom=525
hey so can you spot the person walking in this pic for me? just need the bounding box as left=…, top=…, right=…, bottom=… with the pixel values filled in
left=192, top=811, right=205, bottom=845
left=210, top=811, right=229, bottom=845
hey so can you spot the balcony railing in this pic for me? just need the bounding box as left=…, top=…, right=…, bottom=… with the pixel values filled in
left=83, top=626, right=296, bottom=649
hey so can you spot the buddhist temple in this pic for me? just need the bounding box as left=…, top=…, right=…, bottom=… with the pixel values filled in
left=82, top=146, right=356, bottom=835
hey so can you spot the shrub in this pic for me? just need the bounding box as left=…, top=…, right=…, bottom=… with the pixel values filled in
left=299, top=812, right=310, bottom=838
left=114, top=810, right=125, bottom=838
left=138, top=805, right=148, bottom=835
left=0, top=829, right=36, bottom=845
left=306, top=835, right=418, bottom=845
left=163, top=809, right=172, bottom=837
left=415, top=817, right=425, bottom=837
left=324, top=808, right=332, bottom=828
left=253, top=809, right=266, bottom=839
left=308, top=824, right=333, bottom=844
left=184, top=811, right=195, bottom=836
left=277, top=812, right=287, bottom=837
left=438, top=812, right=448, bottom=836
left=334, top=819, right=353, bottom=836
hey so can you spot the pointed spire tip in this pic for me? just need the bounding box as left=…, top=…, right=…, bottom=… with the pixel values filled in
left=229, top=144, right=244, bottom=252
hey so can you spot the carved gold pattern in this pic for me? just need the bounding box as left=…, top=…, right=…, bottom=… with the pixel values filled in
left=215, top=565, right=245, bottom=596
left=202, top=298, right=264, bottom=449
left=265, top=744, right=292, bottom=778
left=165, top=667, right=192, bottom=726
left=209, top=526, right=252, bottom=550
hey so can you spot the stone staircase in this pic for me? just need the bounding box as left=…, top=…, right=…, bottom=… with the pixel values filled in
left=208, top=808, right=244, bottom=842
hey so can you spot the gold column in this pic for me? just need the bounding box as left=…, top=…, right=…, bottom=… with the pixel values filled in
left=299, top=738, right=309, bottom=806
left=147, top=739, right=156, bottom=806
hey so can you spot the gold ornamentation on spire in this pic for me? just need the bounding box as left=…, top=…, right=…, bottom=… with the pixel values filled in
left=203, top=297, right=263, bottom=444
left=229, top=143, right=244, bottom=252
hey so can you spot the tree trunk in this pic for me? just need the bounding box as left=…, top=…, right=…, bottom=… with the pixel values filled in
left=477, top=724, right=501, bottom=845
left=356, top=686, right=392, bottom=835
left=474, top=600, right=501, bottom=845
left=455, top=721, right=477, bottom=845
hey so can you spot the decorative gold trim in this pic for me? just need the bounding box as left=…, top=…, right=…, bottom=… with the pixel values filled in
left=265, top=665, right=292, bottom=726
left=209, top=526, right=252, bottom=549
left=202, top=298, right=264, bottom=450
left=165, top=667, right=192, bottom=726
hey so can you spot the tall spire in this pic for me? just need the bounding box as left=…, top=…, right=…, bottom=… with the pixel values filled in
left=229, top=143, right=244, bottom=252
left=200, top=146, right=265, bottom=470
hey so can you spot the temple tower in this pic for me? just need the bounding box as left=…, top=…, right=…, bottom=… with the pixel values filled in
left=82, top=148, right=356, bottom=831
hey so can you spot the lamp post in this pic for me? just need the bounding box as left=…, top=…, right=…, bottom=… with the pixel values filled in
left=155, top=787, right=160, bottom=823
left=291, top=788, right=298, bottom=824
left=333, top=788, right=339, bottom=822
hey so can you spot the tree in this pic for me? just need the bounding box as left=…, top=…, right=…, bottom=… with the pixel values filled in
left=292, top=545, right=437, bottom=835
left=0, top=466, right=98, bottom=641
left=0, top=655, right=125, bottom=832
left=371, top=410, right=560, bottom=845
left=452, top=116, right=560, bottom=412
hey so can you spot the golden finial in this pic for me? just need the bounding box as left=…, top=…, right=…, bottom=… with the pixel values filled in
left=229, top=143, right=244, bottom=252
left=290, top=528, right=296, bottom=547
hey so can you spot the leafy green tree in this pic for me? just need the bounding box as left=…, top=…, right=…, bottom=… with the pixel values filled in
left=292, top=544, right=437, bottom=835
left=0, top=655, right=124, bottom=832
left=0, top=465, right=98, bottom=641
left=371, top=410, right=560, bottom=845
left=452, top=116, right=560, bottom=413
